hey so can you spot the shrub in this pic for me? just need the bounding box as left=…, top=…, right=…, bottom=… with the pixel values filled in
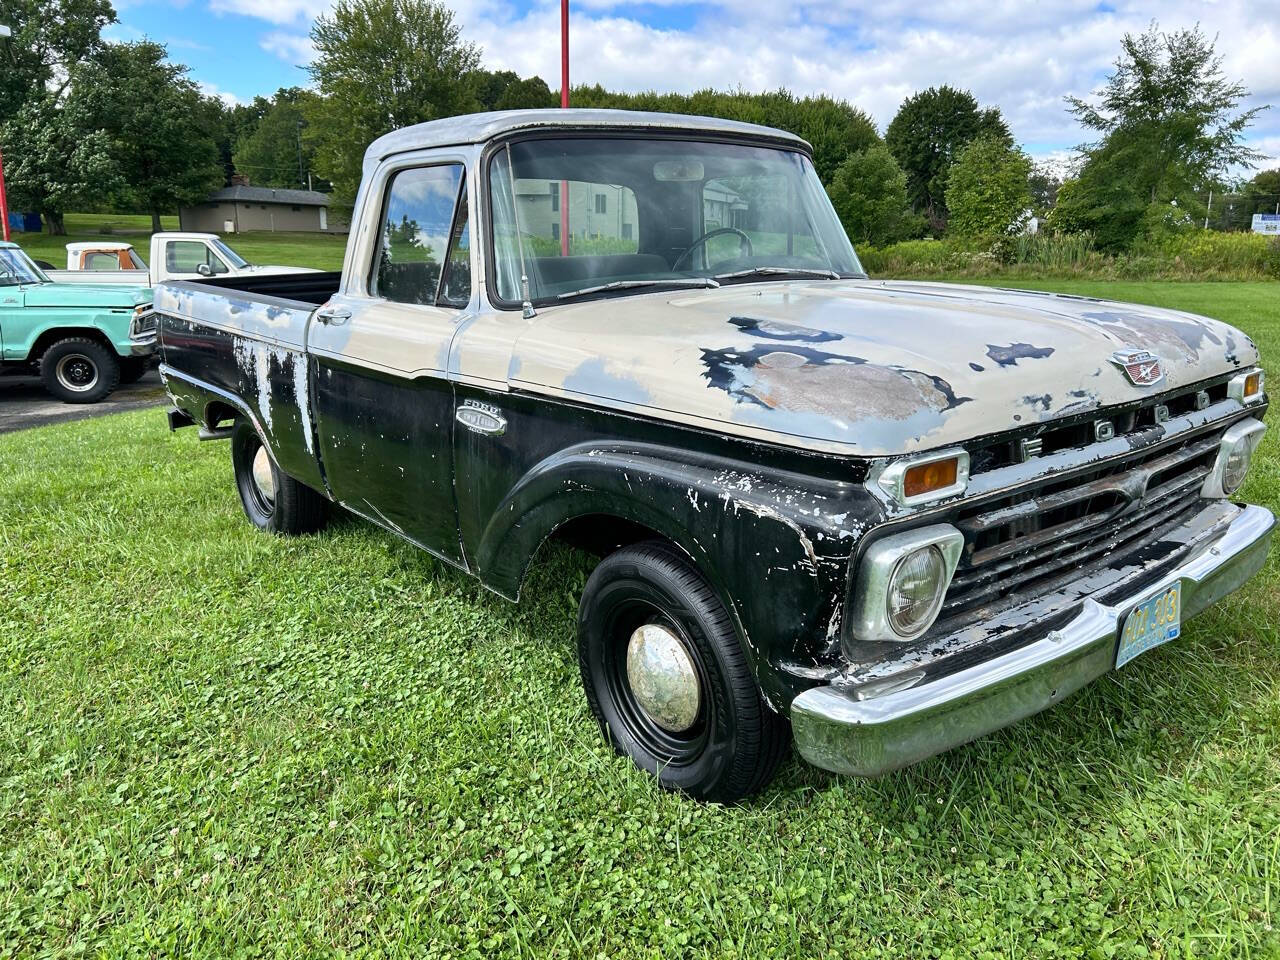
left=945, top=136, right=1033, bottom=242
left=827, top=144, right=916, bottom=248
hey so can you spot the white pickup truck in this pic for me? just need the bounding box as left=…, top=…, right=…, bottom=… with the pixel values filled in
left=42, top=233, right=316, bottom=287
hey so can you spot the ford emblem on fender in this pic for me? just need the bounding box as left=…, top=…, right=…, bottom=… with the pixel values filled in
left=456, top=401, right=507, bottom=436
left=1109, top=348, right=1164, bottom=387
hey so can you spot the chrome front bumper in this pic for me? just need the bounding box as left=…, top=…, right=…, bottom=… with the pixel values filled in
left=791, top=503, right=1275, bottom=777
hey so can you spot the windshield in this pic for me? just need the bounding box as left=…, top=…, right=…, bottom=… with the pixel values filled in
left=0, top=247, right=50, bottom=286
left=209, top=238, right=249, bottom=269
left=489, top=137, right=863, bottom=305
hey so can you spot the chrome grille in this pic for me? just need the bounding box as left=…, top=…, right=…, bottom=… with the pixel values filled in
left=940, top=428, right=1223, bottom=621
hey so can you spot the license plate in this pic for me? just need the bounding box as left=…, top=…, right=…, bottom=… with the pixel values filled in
left=1116, top=582, right=1182, bottom=668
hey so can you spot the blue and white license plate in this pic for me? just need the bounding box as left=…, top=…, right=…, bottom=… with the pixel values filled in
left=1116, top=582, right=1182, bottom=668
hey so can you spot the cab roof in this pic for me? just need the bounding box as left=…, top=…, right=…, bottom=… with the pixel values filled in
left=366, top=108, right=811, bottom=163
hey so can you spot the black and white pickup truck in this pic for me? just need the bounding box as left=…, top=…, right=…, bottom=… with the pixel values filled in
left=156, top=109, right=1272, bottom=801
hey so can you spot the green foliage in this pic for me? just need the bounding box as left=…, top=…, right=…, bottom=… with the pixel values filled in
left=305, top=0, right=483, bottom=206
left=884, top=86, right=1011, bottom=229
left=72, top=40, right=225, bottom=232
left=3, top=281, right=1280, bottom=954
left=826, top=144, right=919, bottom=247
left=570, top=85, right=879, bottom=185
left=945, top=135, right=1033, bottom=243
left=859, top=228, right=1279, bottom=281
left=0, top=0, right=117, bottom=232
left=1242, top=168, right=1280, bottom=220
left=0, top=94, right=120, bottom=233
left=232, top=88, right=319, bottom=189
left=1059, top=24, right=1265, bottom=250
left=472, top=69, right=557, bottom=111
left=0, top=0, right=115, bottom=119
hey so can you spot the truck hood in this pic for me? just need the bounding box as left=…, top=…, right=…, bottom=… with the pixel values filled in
left=21, top=281, right=152, bottom=308
left=509, top=279, right=1259, bottom=456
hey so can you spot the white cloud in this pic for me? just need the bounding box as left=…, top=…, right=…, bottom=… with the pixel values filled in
left=242, top=0, right=1280, bottom=166
left=199, top=80, right=241, bottom=106
left=260, top=30, right=315, bottom=65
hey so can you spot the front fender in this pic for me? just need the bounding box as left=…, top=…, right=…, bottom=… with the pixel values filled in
left=475, top=441, right=880, bottom=707
left=9, top=309, right=136, bottom=360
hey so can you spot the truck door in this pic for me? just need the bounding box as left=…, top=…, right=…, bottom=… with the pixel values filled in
left=307, top=159, right=472, bottom=566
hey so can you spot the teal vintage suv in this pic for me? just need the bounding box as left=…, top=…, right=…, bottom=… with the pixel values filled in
left=1, top=241, right=155, bottom=403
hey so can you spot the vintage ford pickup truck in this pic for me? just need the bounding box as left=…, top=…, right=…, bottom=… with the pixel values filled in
left=2, top=241, right=155, bottom=403
left=155, top=110, right=1272, bottom=801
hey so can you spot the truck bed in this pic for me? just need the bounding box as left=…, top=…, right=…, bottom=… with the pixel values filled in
left=156, top=271, right=340, bottom=494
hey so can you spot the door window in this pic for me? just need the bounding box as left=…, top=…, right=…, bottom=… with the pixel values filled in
left=371, top=163, right=467, bottom=307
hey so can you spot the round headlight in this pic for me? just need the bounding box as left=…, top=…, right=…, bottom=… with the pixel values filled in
left=1221, top=437, right=1253, bottom=495
left=886, top=545, right=947, bottom=637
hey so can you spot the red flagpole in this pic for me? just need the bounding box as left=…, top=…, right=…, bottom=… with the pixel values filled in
left=559, top=0, right=569, bottom=256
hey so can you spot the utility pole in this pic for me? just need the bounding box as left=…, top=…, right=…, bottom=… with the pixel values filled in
left=559, top=0, right=569, bottom=256
left=296, top=119, right=305, bottom=190
left=0, top=24, right=11, bottom=243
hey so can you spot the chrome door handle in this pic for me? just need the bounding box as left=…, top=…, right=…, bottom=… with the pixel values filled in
left=316, top=308, right=351, bottom=326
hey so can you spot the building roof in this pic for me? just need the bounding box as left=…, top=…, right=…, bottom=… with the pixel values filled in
left=201, top=186, right=331, bottom=207
left=367, top=108, right=811, bottom=163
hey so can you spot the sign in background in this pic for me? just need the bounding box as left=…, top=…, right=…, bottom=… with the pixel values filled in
left=1252, top=213, right=1280, bottom=235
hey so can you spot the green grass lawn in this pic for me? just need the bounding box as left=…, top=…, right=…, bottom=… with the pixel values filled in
left=12, top=212, right=347, bottom=273
left=1, top=281, right=1278, bottom=957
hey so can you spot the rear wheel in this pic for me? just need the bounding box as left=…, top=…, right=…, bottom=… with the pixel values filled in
left=231, top=421, right=328, bottom=535
left=577, top=541, right=789, bottom=802
left=39, top=338, right=120, bottom=404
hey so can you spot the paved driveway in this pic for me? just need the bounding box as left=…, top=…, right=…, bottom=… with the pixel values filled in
left=0, top=369, right=168, bottom=435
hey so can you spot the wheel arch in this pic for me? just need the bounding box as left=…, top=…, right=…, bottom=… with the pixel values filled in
left=29, top=326, right=116, bottom=362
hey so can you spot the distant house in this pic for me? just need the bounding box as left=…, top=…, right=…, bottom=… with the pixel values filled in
left=179, top=186, right=346, bottom=234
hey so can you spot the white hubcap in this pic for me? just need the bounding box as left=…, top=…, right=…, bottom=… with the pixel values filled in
left=626, top=624, right=701, bottom=733
left=251, top=447, right=275, bottom=502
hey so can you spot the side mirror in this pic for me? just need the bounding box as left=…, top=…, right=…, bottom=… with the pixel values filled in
left=196, top=263, right=213, bottom=277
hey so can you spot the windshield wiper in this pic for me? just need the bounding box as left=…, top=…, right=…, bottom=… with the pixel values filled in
left=713, top=267, right=842, bottom=281
left=555, top=277, right=720, bottom=301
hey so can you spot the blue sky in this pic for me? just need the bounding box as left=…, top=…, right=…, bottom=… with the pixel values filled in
left=108, top=0, right=1280, bottom=171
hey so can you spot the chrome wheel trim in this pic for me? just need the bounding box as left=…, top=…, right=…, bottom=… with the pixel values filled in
left=251, top=446, right=276, bottom=503
left=55, top=353, right=99, bottom=393
left=625, top=623, right=702, bottom=733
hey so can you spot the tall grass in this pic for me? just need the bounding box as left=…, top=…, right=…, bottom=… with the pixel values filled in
left=860, top=230, right=1280, bottom=282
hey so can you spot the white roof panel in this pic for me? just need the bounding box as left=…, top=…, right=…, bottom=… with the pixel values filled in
left=366, top=108, right=811, bottom=162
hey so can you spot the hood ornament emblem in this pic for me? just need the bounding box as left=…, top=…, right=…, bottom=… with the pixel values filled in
left=1109, top=348, right=1164, bottom=387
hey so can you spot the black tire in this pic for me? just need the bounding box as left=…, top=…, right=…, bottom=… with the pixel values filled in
left=231, top=421, right=328, bottom=535
left=578, top=541, right=789, bottom=802
left=118, top=356, right=152, bottom=384
left=39, top=338, right=120, bottom=404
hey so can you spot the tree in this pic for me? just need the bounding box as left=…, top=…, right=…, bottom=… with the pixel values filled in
left=233, top=88, right=320, bottom=189
left=945, top=135, right=1032, bottom=243
left=1243, top=169, right=1280, bottom=219
left=305, top=0, right=482, bottom=205
left=471, top=69, right=556, bottom=110
left=1028, top=164, right=1062, bottom=218
left=0, top=94, right=119, bottom=234
left=0, top=0, right=115, bottom=119
left=0, top=0, right=117, bottom=232
left=1057, top=24, right=1265, bottom=249
left=570, top=86, right=879, bottom=184
left=826, top=144, right=917, bottom=247
left=885, top=86, right=1011, bottom=230
left=73, top=41, right=225, bottom=232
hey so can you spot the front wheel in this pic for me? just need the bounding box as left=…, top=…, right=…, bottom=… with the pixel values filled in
left=231, top=421, right=328, bottom=535
left=39, top=338, right=120, bottom=404
left=577, top=541, right=789, bottom=802
left=118, top=356, right=152, bottom=384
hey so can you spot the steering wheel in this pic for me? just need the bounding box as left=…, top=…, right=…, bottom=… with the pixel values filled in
left=672, top=227, right=754, bottom=271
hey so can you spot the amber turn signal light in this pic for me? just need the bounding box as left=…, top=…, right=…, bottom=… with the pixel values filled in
left=1244, top=371, right=1263, bottom=398
left=902, top=457, right=959, bottom=499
